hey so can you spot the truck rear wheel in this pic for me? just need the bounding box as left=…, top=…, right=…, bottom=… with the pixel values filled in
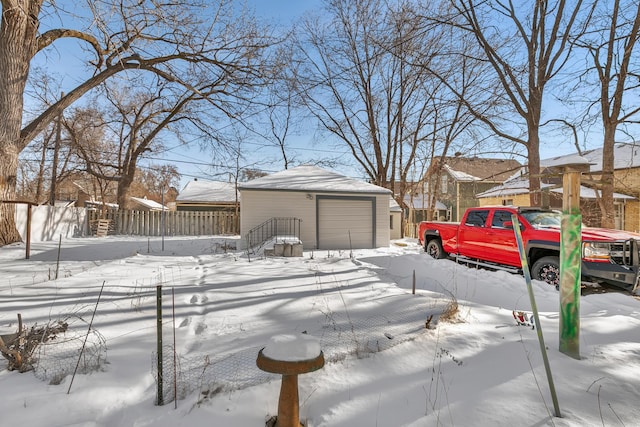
left=426, top=239, right=446, bottom=259
left=531, top=256, right=560, bottom=288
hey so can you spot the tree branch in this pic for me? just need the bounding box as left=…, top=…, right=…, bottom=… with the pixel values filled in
left=36, top=29, right=104, bottom=67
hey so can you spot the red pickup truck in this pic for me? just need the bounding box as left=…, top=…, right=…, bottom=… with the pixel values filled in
left=418, top=206, right=640, bottom=291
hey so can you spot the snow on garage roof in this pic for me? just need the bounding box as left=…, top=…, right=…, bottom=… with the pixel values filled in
left=238, top=165, right=391, bottom=194
left=176, top=180, right=238, bottom=202
left=130, top=197, right=168, bottom=210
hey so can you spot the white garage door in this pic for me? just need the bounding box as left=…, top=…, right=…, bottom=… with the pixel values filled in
left=317, top=198, right=374, bottom=249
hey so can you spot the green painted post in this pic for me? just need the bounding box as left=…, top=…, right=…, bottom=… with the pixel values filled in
left=558, top=163, right=589, bottom=359
left=560, top=213, right=581, bottom=359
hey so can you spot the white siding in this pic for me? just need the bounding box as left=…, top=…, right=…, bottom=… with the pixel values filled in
left=390, top=211, right=402, bottom=240
left=240, top=189, right=390, bottom=249
left=375, top=195, right=390, bottom=247
left=240, top=190, right=317, bottom=248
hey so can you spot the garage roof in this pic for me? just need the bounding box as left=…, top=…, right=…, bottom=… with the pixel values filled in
left=238, top=165, right=391, bottom=194
left=177, top=180, right=238, bottom=202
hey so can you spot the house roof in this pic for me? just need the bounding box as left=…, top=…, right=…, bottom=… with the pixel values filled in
left=443, top=164, right=480, bottom=182
left=479, top=143, right=640, bottom=199
left=435, top=157, right=522, bottom=182
left=542, top=143, right=640, bottom=172
left=476, top=175, right=634, bottom=200
left=130, top=197, right=168, bottom=210
left=403, top=193, right=447, bottom=211
left=238, top=165, right=391, bottom=195
left=390, top=198, right=402, bottom=212
left=54, top=200, right=76, bottom=208
left=176, top=180, right=238, bottom=203
left=475, top=175, right=554, bottom=198
left=550, top=186, right=635, bottom=200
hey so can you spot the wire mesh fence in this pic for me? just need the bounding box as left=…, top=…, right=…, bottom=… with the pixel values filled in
left=32, top=319, right=107, bottom=385
left=152, top=296, right=449, bottom=406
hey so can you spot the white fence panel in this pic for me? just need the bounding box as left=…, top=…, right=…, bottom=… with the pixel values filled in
left=15, top=205, right=88, bottom=242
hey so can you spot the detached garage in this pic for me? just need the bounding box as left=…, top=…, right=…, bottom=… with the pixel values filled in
left=238, top=165, right=391, bottom=250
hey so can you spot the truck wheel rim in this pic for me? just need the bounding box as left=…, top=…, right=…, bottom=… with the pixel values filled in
left=541, top=265, right=559, bottom=287
left=427, top=245, right=438, bottom=258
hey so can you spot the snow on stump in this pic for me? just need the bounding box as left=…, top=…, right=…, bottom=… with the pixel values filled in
left=256, top=334, right=324, bottom=427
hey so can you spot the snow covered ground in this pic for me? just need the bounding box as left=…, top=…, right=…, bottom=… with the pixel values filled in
left=0, top=235, right=639, bottom=427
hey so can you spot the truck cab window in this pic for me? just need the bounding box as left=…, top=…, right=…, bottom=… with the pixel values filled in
left=491, top=210, right=513, bottom=228
left=465, top=210, right=489, bottom=227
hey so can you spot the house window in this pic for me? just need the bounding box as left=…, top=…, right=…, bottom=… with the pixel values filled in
left=440, top=175, right=448, bottom=194
left=390, top=215, right=394, bottom=230
left=502, top=199, right=513, bottom=206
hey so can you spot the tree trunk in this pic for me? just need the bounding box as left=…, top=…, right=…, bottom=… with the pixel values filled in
left=116, top=161, right=138, bottom=210
left=599, top=127, right=616, bottom=228
left=0, top=1, right=42, bottom=245
left=0, top=148, right=23, bottom=245
left=527, top=133, right=542, bottom=207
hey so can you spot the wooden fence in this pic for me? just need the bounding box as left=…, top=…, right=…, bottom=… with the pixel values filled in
left=404, top=222, right=420, bottom=239
left=88, top=210, right=239, bottom=237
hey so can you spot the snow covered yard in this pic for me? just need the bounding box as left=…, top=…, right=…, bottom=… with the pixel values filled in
left=0, top=235, right=639, bottom=426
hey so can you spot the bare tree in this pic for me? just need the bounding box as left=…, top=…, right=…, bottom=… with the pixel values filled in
left=16, top=125, right=55, bottom=203
left=296, top=0, right=444, bottom=215
left=62, top=105, right=118, bottom=208
left=66, top=75, right=232, bottom=209
left=573, top=0, right=640, bottom=227
left=258, top=43, right=306, bottom=171
left=410, top=20, right=494, bottom=221
left=437, top=0, right=591, bottom=206
left=133, top=165, right=181, bottom=203
left=0, top=0, right=274, bottom=246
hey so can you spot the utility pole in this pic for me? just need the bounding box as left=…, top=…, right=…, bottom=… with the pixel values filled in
left=49, top=92, right=64, bottom=205
left=161, top=185, right=165, bottom=251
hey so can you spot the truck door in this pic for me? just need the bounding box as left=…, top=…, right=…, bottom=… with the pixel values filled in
left=457, top=209, right=491, bottom=259
left=483, top=209, right=521, bottom=266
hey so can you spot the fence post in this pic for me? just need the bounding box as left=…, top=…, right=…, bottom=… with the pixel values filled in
left=412, top=270, right=416, bottom=295
left=156, top=285, right=164, bottom=405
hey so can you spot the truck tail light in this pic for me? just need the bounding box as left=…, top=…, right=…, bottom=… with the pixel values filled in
left=582, top=242, right=611, bottom=262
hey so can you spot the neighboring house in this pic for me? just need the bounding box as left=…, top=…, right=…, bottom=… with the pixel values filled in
left=403, top=192, right=448, bottom=222
left=477, top=143, right=640, bottom=230
left=84, top=200, right=119, bottom=211
left=476, top=174, right=634, bottom=228
left=129, top=196, right=168, bottom=211
left=383, top=180, right=447, bottom=234
left=175, top=180, right=239, bottom=212
left=550, top=186, right=635, bottom=228
left=426, top=156, right=522, bottom=222
left=238, top=165, right=391, bottom=250
left=402, top=192, right=448, bottom=238
left=476, top=173, right=554, bottom=207
left=54, top=172, right=118, bottom=207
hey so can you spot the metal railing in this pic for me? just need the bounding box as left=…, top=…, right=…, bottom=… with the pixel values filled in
left=245, top=217, right=302, bottom=251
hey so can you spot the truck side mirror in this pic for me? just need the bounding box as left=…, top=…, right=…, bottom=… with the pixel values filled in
left=503, top=220, right=524, bottom=230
